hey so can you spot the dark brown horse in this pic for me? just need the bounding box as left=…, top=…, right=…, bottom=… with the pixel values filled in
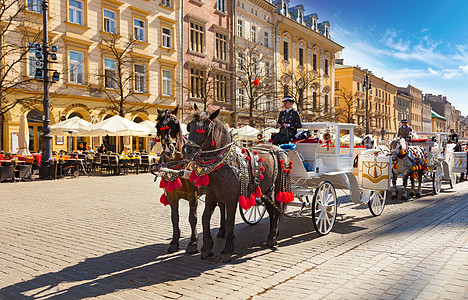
left=155, top=106, right=225, bottom=254
left=183, top=105, right=289, bottom=262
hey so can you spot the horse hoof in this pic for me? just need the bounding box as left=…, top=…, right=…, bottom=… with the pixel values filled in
left=267, top=238, right=277, bottom=248
left=416, top=193, right=422, bottom=198
left=409, top=192, right=415, bottom=197
left=402, top=196, right=408, bottom=201
left=217, top=230, right=225, bottom=238
left=219, top=252, right=232, bottom=263
left=167, top=243, right=179, bottom=254
left=186, top=244, right=199, bottom=254
left=201, top=250, right=213, bottom=260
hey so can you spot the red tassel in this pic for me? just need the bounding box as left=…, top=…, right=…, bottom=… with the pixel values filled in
left=174, top=177, right=182, bottom=189
left=166, top=180, right=175, bottom=192
left=255, top=186, right=262, bottom=198
left=249, top=194, right=256, bottom=207
left=280, top=192, right=287, bottom=203
left=288, top=191, right=294, bottom=203
left=239, top=195, right=248, bottom=210
left=189, top=170, right=197, bottom=182
left=202, top=174, right=209, bottom=186
left=194, top=176, right=203, bottom=187
left=159, top=177, right=167, bottom=189
left=275, top=192, right=282, bottom=202
left=160, top=194, right=169, bottom=206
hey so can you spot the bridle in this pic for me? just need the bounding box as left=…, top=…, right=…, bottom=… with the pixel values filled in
left=157, top=112, right=184, bottom=162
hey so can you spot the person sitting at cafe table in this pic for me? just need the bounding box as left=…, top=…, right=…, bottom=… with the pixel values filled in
left=98, top=144, right=106, bottom=153
left=122, top=146, right=132, bottom=156
left=77, top=142, right=86, bottom=151
left=273, top=96, right=302, bottom=145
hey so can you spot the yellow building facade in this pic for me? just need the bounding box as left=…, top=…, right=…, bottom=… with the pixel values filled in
left=1, top=0, right=182, bottom=153
left=334, top=64, right=398, bottom=136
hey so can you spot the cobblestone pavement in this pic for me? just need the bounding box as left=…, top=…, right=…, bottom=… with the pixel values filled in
left=1, top=174, right=468, bottom=299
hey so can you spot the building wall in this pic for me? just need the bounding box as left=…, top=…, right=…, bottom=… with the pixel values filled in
left=422, top=102, right=432, bottom=132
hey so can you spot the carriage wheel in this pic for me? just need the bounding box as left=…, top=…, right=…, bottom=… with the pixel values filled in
left=449, top=172, right=456, bottom=189
left=239, top=199, right=266, bottom=225
left=312, top=181, right=337, bottom=236
left=432, top=165, right=443, bottom=195
left=368, top=190, right=386, bottom=216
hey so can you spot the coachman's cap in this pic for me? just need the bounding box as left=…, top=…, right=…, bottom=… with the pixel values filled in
left=282, top=96, right=295, bottom=103
left=401, top=119, right=408, bottom=123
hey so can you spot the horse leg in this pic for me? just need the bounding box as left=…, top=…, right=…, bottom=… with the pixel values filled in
left=201, top=192, right=216, bottom=260
left=217, top=202, right=226, bottom=238
left=219, top=200, right=237, bottom=263
left=391, top=171, right=398, bottom=199
left=167, top=200, right=180, bottom=253
left=265, top=200, right=280, bottom=248
left=409, top=176, right=415, bottom=197
left=416, top=171, right=422, bottom=197
left=186, top=192, right=199, bottom=254
left=401, top=176, right=408, bottom=200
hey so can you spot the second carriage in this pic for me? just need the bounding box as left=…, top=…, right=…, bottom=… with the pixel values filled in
left=240, top=122, right=392, bottom=235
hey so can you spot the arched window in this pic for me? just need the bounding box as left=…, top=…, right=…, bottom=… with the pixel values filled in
left=68, top=112, right=83, bottom=119
left=298, top=12, right=302, bottom=23
left=27, top=110, right=42, bottom=123
left=27, top=110, right=43, bottom=152
left=282, top=3, right=287, bottom=15
left=133, top=116, right=143, bottom=123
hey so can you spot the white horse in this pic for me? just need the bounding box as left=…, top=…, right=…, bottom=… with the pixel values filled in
left=389, top=138, right=428, bottom=200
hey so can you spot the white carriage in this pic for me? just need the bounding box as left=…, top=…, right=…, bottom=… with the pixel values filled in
left=240, top=122, right=391, bottom=235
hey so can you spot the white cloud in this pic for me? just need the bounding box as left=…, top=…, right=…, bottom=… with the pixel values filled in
left=460, top=65, right=468, bottom=74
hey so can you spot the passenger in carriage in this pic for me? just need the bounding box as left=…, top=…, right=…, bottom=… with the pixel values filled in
left=397, top=119, right=413, bottom=141
left=273, top=96, right=302, bottom=145
left=449, top=129, right=458, bottom=143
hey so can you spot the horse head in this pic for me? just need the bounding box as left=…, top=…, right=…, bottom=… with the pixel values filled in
left=156, top=105, right=182, bottom=160
left=183, top=104, right=230, bottom=160
left=390, top=137, right=408, bottom=159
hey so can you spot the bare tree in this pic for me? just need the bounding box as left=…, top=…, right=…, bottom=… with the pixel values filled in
left=96, top=34, right=148, bottom=117
left=235, top=41, right=277, bottom=127
left=0, top=0, right=43, bottom=149
left=335, top=87, right=356, bottom=124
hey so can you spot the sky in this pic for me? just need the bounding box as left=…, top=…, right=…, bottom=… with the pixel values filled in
left=290, top=0, right=468, bottom=116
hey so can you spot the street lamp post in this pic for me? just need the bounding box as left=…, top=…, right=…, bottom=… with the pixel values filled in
left=363, top=72, right=372, bottom=134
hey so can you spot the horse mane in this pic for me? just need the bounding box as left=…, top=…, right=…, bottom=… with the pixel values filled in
left=192, top=110, right=232, bottom=147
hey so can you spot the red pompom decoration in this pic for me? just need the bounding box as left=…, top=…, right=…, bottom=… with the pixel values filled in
left=189, top=170, right=197, bottom=182
left=280, top=165, right=285, bottom=169
left=258, top=157, right=263, bottom=162
left=255, top=186, right=262, bottom=198
left=241, top=148, right=246, bottom=153
left=284, top=170, right=287, bottom=174
left=239, top=195, right=248, bottom=210
left=202, top=174, right=209, bottom=186
left=289, top=161, right=293, bottom=166
left=159, top=177, right=167, bottom=189
left=280, top=160, right=284, bottom=164
left=211, top=141, right=215, bottom=146
left=259, top=174, right=264, bottom=180
left=174, top=177, right=182, bottom=189
left=166, top=180, right=175, bottom=192
left=260, top=166, right=265, bottom=172
left=246, top=156, right=251, bottom=161
left=252, top=78, right=260, bottom=86
left=287, top=169, right=291, bottom=174
left=160, top=194, right=169, bottom=206
left=194, top=176, right=203, bottom=187
left=253, top=151, right=258, bottom=155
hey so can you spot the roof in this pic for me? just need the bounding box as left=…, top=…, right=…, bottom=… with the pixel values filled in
left=431, top=110, right=447, bottom=121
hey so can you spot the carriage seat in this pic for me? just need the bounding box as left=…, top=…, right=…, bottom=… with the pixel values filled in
left=411, top=138, right=428, bottom=143
left=292, top=137, right=322, bottom=144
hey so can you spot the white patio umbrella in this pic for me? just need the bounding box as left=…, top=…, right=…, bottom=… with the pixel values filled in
left=138, top=120, right=157, bottom=135
left=341, top=134, right=363, bottom=145
left=236, top=125, right=260, bottom=140
left=50, top=116, right=92, bottom=135
left=87, top=115, right=150, bottom=136
left=17, top=114, right=30, bottom=156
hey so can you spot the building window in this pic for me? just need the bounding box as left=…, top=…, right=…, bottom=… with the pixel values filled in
left=298, top=12, right=303, bottom=23
left=298, top=48, right=304, bottom=66
left=265, top=61, right=270, bottom=78
left=313, top=92, right=317, bottom=110
left=29, top=49, right=40, bottom=77
left=324, top=95, right=329, bottom=112
left=162, top=69, right=172, bottom=96
left=324, top=59, right=329, bottom=76
left=134, top=64, right=145, bottom=93
left=357, top=82, right=360, bottom=91
left=190, top=68, right=204, bottom=99
left=237, top=19, right=243, bottom=38
left=335, top=81, right=339, bottom=91
left=69, top=0, right=84, bottom=25
left=264, top=31, right=269, bottom=48
left=283, top=41, right=288, bottom=61
left=69, top=50, right=84, bottom=84
left=282, top=3, right=287, bottom=15
left=28, top=0, right=42, bottom=13
left=190, top=22, right=204, bottom=53
left=162, top=27, right=172, bottom=48
left=161, top=0, right=171, bottom=8
left=105, top=58, right=117, bottom=89
left=217, top=0, right=225, bottom=11
left=215, top=74, right=227, bottom=102
left=266, top=99, right=273, bottom=111
left=239, top=88, right=245, bottom=107
left=103, top=9, right=117, bottom=34
left=312, top=53, right=317, bottom=70
left=283, top=85, right=289, bottom=98
left=215, top=32, right=227, bottom=61
left=134, top=18, right=146, bottom=42
left=251, top=25, right=257, bottom=43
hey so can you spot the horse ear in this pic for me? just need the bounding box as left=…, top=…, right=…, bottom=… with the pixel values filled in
left=157, top=108, right=161, bottom=115
left=172, top=105, right=179, bottom=115
left=209, top=109, right=220, bottom=120
left=193, top=103, right=199, bottom=111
